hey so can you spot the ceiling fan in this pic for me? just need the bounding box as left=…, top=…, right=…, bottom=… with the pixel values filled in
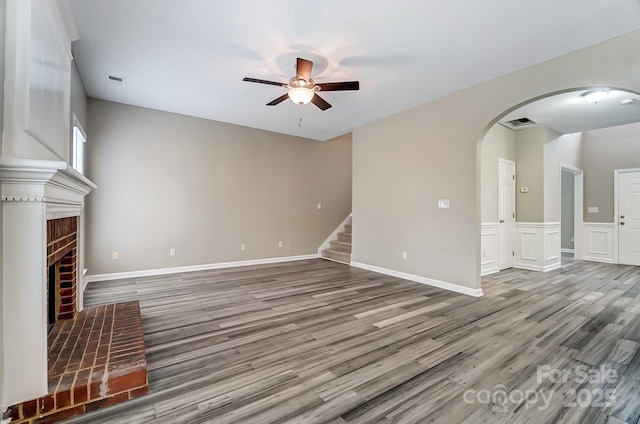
left=243, top=58, right=359, bottom=110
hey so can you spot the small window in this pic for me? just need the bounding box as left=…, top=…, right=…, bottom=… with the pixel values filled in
left=72, top=118, right=87, bottom=175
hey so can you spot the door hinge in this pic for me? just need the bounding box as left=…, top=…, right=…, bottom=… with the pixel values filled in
left=512, top=174, right=515, bottom=180
left=513, top=212, right=515, bottom=218
left=512, top=251, right=515, bottom=256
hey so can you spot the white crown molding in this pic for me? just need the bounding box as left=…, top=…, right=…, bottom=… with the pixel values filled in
left=351, top=261, right=484, bottom=297
left=85, top=254, right=320, bottom=283
left=58, top=0, right=80, bottom=42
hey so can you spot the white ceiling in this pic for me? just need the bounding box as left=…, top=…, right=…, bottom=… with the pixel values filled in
left=68, top=0, right=640, bottom=141
left=500, top=89, right=640, bottom=135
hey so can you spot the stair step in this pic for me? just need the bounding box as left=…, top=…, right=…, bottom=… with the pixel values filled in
left=337, top=232, right=352, bottom=243
left=344, top=224, right=352, bottom=233
left=329, top=240, right=352, bottom=253
left=322, top=249, right=351, bottom=264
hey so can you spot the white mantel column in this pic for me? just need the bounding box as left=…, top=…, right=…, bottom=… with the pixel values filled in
left=2, top=198, right=49, bottom=406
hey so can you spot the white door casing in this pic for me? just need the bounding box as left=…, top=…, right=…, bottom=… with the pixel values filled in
left=499, top=159, right=516, bottom=270
left=618, top=170, right=640, bottom=266
left=560, top=164, right=583, bottom=261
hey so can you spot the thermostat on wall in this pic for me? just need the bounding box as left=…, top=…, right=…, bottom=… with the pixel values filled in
left=520, top=187, right=529, bottom=193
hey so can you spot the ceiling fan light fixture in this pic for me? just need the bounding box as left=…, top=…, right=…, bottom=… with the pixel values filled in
left=288, top=87, right=314, bottom=105
left=582, top=89, right=609, bottom=104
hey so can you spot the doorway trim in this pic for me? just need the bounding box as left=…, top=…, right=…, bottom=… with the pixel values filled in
left=560, top=163, right=583, bottom=260
left=613, top=167, right=640, bottom=264
left=498, top=158, right=516, bottom=270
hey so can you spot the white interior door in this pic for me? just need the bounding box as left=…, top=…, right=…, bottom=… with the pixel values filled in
left=619, top=171, right=640, bottom=266
left=499, top=159, right=516, bottom=270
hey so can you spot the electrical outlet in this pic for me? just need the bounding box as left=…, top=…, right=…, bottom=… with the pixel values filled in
left=278, top=241, right=283, bottom=248
left=402, top=252, right=408, bottom=260
left=112, top=251, right=119, bottom=260
left=241, top=244, right=246, bottom=251
left=317, top=202, right=322, bottom=210
left=437, top=199, right=449, bottom=209
left=169, top=248, right=176, bottom=256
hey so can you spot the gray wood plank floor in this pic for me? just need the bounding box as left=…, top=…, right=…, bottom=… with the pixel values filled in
left=62, top=256, right=640, bottom=424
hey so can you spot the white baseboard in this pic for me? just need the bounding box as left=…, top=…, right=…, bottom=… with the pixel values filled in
left=350, top=261, right=484, bottom=297
left=561, top=248, right=575, bottom=254
left=481, top=266, right=500, bottom=276
left=85, top=254, right=319, bottom=283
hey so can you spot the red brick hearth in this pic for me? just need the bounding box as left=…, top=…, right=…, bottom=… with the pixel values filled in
left=4, top=302, right=148, bottom=424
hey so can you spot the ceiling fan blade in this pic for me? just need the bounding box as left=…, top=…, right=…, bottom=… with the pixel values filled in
left=296, top=58, right=313, bottom=83
left=310, top=93, right=332, bottom=110
left=243, top=77, right=288, bottom=87
left=316, top=81, right=360, bottom=91
left=266, top=93, right=290, bottom=106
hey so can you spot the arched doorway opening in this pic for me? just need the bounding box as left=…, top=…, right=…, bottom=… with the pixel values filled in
left=478, top=87, right=640, bottom=281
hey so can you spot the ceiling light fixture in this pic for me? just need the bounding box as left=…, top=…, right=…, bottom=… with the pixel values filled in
left=288, top=87, right=315, bottom=105
left=582, top=89, right=609, bottom=104
left=620, top=99, right=634, bottom=106
left=287, top=77, right=320, bottom=105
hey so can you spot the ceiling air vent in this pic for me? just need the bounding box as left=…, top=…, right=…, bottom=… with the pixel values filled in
left=501, top=117, right=537, bottom=130
left=107, top=74, right=126, bottom=86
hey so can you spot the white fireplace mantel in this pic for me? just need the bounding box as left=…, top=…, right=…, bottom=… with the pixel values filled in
left=1, top=158, right=96, bottom=407
left=0, top=157, right=96, bottom=202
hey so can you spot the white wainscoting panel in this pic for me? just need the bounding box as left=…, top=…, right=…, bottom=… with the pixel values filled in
left=582, top=223, right=615, bottom=263
left=544, top=226, right=561, bottom=271
left=514, top=223, right=561, bottom=272
left=481, top=223, right=500, bottom=276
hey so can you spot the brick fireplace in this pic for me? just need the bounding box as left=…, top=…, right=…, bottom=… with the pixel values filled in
left=0, top=159, right=97, bottom=409
left=1, top=159, right=149, bottom=424
left=47, top=217, right=79, bottom=327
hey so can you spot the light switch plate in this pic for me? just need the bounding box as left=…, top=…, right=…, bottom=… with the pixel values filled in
left=438, top=199, right=450, bottom=209
left=520, top=187, right=529, bottom=193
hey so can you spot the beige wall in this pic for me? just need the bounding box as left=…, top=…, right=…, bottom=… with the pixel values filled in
left=583, top=122, right=640, bottom=223
left=483, top=127, right=581, bottom=224
left=481, top=124, right=516, bottom=222
left=85, top=99, right=352, bottom=275
left=561, top=170, right=575, bottom=249
left=544, top=131, right=582, bottom=222
left=514, top=127, right=546, bottom=222
left=353, top=29, right=640, bottom=290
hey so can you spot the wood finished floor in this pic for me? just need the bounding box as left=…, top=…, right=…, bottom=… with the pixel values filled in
left=62, top=256, right=640, bottom=424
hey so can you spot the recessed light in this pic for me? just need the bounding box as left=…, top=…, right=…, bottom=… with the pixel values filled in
left=620, top=99, right=634, bottom=106
left=582, top=89, right=609, bottom=104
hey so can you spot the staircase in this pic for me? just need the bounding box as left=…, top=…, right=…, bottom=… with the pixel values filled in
left=321, top=220, right=352, bottom=264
